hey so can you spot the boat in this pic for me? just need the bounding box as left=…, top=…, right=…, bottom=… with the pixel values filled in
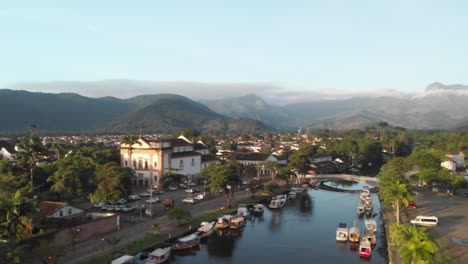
left=197, top=221, right=215, bottom=238
left=111, top=255, right=135, bottom=264
left=289, top=190, right=297, bottom=199
left=237, top=204, right=250, bottom=218
left=230, top=216, right=245, bottom=229
left=364, top=204, right=373, bottom=216
left=216, top=215, right=234, bottom=229
left=362, top=230, right=377, bottom=245
left=336, top=223, right=348, bottom=242
left=357, top=203, right=365, bottom=216
left=268, top=194, right=287, bottom=209
left=349, top=221, right=360, bottom=243
left=252, top=204, right=264, bottom=215
left=171, top=233, right=200, bottom=251
left=365, top=219, right=377, bottom=233
left=146, top=247, right=171, bottom=264
left=359, top=240, right=372, bottom=258
left=362, top=186, right=370, bottom=196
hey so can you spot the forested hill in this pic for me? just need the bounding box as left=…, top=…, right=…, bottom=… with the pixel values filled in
left=0, top=90, right=268, bottom=134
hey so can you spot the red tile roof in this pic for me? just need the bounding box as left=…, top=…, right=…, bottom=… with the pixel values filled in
left=39, top=201, right=66, bottom=217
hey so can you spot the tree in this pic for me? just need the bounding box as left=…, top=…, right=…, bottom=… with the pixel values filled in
left=48, top=141, right=67, bottom=160
left=152, top=222, right=163, bottom=236
left=390, top=224, right=437, bottom=264
left=380, top=180, right=411, bottom=224
left=91, top=162, right=133, bottom=203
left=262, top=161, right=278, bottom=183
left=247, top=179, right=262, bottom=199
left=167, top=208, right=192, bottom=225
left=199, top=160, right=240, bottom=208
left=104, top=236, right=121, bottom=256
left=16, top=137, right=45, bottom=190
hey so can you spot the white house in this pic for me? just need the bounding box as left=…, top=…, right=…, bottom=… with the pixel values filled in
left=120, top=135, right=217, bottom=187
left=441, top=160, right=457, bottom=172
left=40, top=201, right=84, bottom=219
left=0, top=147, right=15, bottom=160
left=446, top=152, right=465, bottom=169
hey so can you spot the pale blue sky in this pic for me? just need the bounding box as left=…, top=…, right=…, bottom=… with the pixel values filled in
left=1, top=0, right=467, bottom=96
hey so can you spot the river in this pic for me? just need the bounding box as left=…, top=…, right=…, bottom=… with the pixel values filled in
left=167, top=181, right=387, bottom=263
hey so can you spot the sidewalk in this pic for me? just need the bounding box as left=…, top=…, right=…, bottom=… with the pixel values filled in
left=60, top=191, right=250, bottom=264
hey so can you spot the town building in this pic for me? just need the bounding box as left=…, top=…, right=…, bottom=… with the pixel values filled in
left=120, top=135, right=216, bottom=188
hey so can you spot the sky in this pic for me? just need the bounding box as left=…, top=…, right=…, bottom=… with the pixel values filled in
left=1, top=1, right=468, bottom=101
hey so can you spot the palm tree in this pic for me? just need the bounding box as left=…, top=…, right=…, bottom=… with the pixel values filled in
left=152, top=222, right=163, bottom=236
left=49, top=141, right=66, bottom=160
left=381, top=180, right=411, bottom=224
left=0, top=190, right=38, bottom=241
left=390, top=224, right=437, bottom=263
left=378, top=122, right=388, bottom=143
left=16, top=137, right=44, bottom=190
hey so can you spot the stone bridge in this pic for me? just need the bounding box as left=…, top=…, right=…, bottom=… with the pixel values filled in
left=304, top=174, right=379, bottom=185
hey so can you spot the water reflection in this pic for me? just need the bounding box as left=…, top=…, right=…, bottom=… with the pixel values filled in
left=208, top=231, right=237, bottom=257
left=299, top=193, right=313, bottom=215
left=268, top=209, right=284, bottom=232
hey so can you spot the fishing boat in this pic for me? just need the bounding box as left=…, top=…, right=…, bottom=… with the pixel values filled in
left=336, top=223, right=348, bottom=242
left=289, top=189, right=297, bottom=199
left=268, top=194, right=287, bottom=209
left=359, top=240, right=372, bottom=258
left=146, top=247, right=171, bottom=264
left=365, top=219, right=377, bottom=233
left=349, top=221, right=360, bottom=243
left=216, top=215, right=234, bottom=229
left=230, top=216, right=245, bottom=229
left=362, top=230, right=377, bottom=245
left=252, top=204, right=264, bottom=215
left=357, top=203, right=365, bottom=216
left=197, top=221, right=215, bottom=239
left=364, top=204, right=373, bottom=216
left=362, top=186, right=370, bottom=196
left=171, top=233, right=200, bottom=251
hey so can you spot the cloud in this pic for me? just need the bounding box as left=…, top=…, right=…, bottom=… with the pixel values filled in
left=8, top=79, right=428, bottom=105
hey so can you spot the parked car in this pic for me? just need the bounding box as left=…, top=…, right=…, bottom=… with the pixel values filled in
left=128, top=195, right=141, bottom=201
left=121, top=205, right=135, bottom=212
left=146, top=197, right=161, bottom=203
left=182, top=198, right=195, bottom=204
left=194, top=194, right=204, bottom=200
left=407, top=203, right=417, bottom=209
left=93, top=202, right=106, bottom=208
left=188, top=182, right=197, bottom=186
left=179, top=184, right=188, bottom=189
left=185, top=189, right=194, bottom=193
left=139, top=192, right=151, bottom=197
left=168, top=186, right=178, bottom=191
left=462, top=192, right=468, bottom=197
left=118, top=198, right=127, bottom=204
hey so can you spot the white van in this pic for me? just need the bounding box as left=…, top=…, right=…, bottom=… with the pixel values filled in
left=410, top=215, right=438, bottom=226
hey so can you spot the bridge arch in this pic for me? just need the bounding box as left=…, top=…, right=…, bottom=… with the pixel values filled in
left=304, top=174, right=379, bottom=185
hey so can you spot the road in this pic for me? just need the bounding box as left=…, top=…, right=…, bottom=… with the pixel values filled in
left=60, top=186, right=250, bottom=264
left=409, top=188, right=468, bottom=263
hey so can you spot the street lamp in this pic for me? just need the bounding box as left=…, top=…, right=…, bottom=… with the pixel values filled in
left=203, top=180, right=207, bottom=197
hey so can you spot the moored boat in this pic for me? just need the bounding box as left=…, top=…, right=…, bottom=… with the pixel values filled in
left=216, top=215, right=234, bottom=229
left=146, top=247, right=171, bottom=264
left=362, top=230, right=377, bottom=245
left=171, top=233, right=200, bottom=251
left=357, top=203, right=365, bottom=216
left=197, top=221, right=215, bottom=238
left=349, top=221, right=360, bottom=243
left=365, top=218, right=377, bottom=233
left=268, top=194, right=287, bottom=209
left=359, top=241, right=372, bottom=258
left=336, top=223, right=348, bottom=242
left=237, top=204, right=249, bottom=218
left=230, top=216, right=245, bottom=229
left=252, top=204, right=264, bottom=215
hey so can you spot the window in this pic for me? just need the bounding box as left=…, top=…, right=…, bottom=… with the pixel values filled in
left=59, top=210, right=63, bottom=217
left=180, top=160, right=184, bottom=169
left=154, top=161, right=157, bottom=168
left=138, top=160, right=143, bottom=170
left=68, top=208, right=72, bottom=215
left=144, top=160, right=148, bottom=170
left=124, top=160, right=128, bottom=167
left=133, top=160, right=137, bottom=169
left=191, top=158, right=195, bottom=166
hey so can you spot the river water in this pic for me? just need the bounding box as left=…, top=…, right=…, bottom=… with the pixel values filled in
left=168, top=181, right=387, bottom=263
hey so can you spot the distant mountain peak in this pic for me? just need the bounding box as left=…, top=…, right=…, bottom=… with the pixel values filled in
left=425, top=82, right=468, bottom=92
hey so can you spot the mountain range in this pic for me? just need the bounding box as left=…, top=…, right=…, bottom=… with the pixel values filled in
left=1, top=82, right=468, bottom=134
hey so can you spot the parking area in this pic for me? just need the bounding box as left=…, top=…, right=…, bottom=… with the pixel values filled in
left=409, top=189, right=468, bottom=263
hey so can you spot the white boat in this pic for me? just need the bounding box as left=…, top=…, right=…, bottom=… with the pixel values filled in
left=336, top=223, right=348, bottom=242
left=197, top=221, right=215, bottom=238
left=361, top=186, right=370, bottom=197
left=268, top=194, right=287, bottom=209
left=252, top=204, right=264, bottom=215
left=365, top=219, right=377, bottom=233
left=111, top=255, right=135, bottom=264
left=146, top=247, right=171, bottom=264
left=237, top=204, right=249, bottom=218
left=289, top=190, right=297, bottom=199
left=364, top=204, right=373, bottom=216
left=357, top=203, right=365, bottom=216
left=349, top=221, right=360, bottom=243
left=216, top=215, right=234, bottom=229
left=230, top=217, right=245, bottom=229
left=171, top=233, right=200, bottom=251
